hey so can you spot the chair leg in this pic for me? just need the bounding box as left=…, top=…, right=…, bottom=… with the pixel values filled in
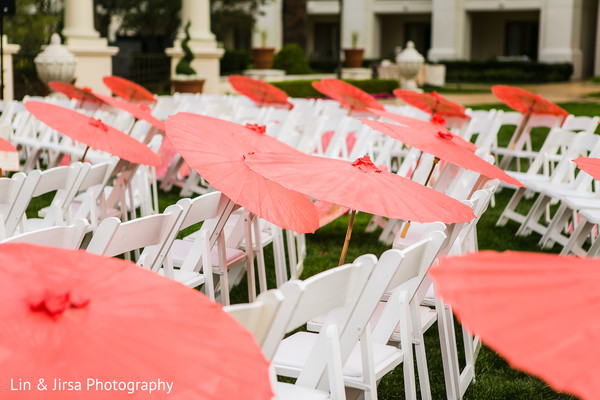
left=410, top=302, right=432, bottom=400
left=538, top=203, right=570, bottom=249
left=286, top=230, right=298, bottom=280
left=202, top=230, right=216, bottom=300
left=586, top=229, right=600, bottom=257
left=252, top=215, right=268, bottom=294
left=244, top=213, right=256, bottom=302
left=358, top=326, right=378, bottom=400
left=435, top=296, right=460, bottom=400
left=561, top=219, right=594, bottom=256
left=378, top=218, right=400, bottom=245
left=296, top=233, right=306, bottom=276
left=272, top=226, right=288, bottom=286
left=515, top=194, right=551, bottom=236
left=496, top=188, right=526, bottom=226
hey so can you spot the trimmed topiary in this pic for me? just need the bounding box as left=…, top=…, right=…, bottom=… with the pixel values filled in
left=175, top=21, right=196, bottom=76
left=273, top=44, right=312, bottom=75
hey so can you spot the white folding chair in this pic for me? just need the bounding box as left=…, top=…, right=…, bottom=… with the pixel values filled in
left=224, top=289, right=285, bottom=351
left=495, top=111, right=564, bottom=171
left=269, top=254, right=378, bottom=399
left=496, top=131, right=598, bottom=229
left=515, top=135, right=600, bottom=238
left=63, top=159, right=119, bottom=230
left=6, top=163, right=89, bottom=237
left=1, top=218, right=89, bottom=249
left=305, top=230, right=447, bottom=400
left=274, top=237, right=449, bottom=400
left=0, top=172, right=27, bottom=239
left=162, top=192, right=248, bottom=303
left=86, top=204, right=184, bottom=271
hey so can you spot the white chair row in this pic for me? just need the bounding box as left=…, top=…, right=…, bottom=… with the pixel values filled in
left=226, top=227, right=448, bottom=399
left=496, top=131, right=600, bottom=242
left=0, top=156, right=164, bottom=239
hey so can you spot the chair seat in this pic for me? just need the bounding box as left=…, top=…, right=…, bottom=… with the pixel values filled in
left=557, top=194, right=600, bottom=210
left=505, top=172, right=550, bottom=189
left=157, top=267, right=206, bottom=288
left=578, top=208, right=600, bottom=223
left=170, top=238, right=246, bottom=268
left=273, top=382, right=332, bottom=400
left=307, top=301, right=437, bottom=343
left=392, top=222, right=437, bottom=250
left=273, top=331, right=402, bottom=379
left=67, top=193, right=121, bottom=219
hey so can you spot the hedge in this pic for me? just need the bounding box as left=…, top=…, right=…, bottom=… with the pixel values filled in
left=270, top=79, right=399, bottom=98
left=309, top=58, right=382, bottom=73
left=442, top=60, right=573, bottom=83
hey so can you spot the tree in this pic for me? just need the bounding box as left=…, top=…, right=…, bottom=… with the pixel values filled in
left=94, top=0, right=181, bottom=50
left=210, top=0, right=270, bottom=49
left=282, top=0, right=307, bottom=51
left=4, top=0, right=63, bottom=54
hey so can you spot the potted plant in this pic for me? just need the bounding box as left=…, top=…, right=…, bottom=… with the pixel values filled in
left=172, top=21, right=205, bottom=93
left=343, top=31, right=364, bottom=68
left=251, top=30, right=275, bottom=70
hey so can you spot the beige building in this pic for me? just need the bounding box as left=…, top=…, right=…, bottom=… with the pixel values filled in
left=255, top=0, right=599, bottom=79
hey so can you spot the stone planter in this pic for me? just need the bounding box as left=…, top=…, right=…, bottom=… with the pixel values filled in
left=34, top=33, right=77, bottom=91
left=396, top=41, right=424, bottom=91
left=343, top=48, right=364, bottom=68
left=251, top=47, right=276, bottom=70
left=171, top=78, right=205, bottom=94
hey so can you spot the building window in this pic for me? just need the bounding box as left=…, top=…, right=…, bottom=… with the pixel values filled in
left=313, top=23, right=340, bottom=60
left=505, top=21, right=538, bottom=60
left=404, top=22, right=431, bottom=57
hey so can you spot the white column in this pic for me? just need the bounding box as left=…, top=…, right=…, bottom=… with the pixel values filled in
left=1, top=36, right=20, bottom=101
left=180, top=0, right=216, bottom=47
left=63, top=0, right=99, bottom=41
left=167, top=0, right=224, bottom=94
left=62, top=0, right=118, bottom=94
left=428, top=0, right=466, bottom=61
left=539, top=0, right=583, bottom=79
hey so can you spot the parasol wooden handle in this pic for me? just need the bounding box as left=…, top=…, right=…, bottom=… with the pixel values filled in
left=508, top=111, right=531, bottom=151
left=81, top=145, right=90, bottom=163
left=338, top=209, right=356, bottom=266
left=399, top=220, right=411, bottom=238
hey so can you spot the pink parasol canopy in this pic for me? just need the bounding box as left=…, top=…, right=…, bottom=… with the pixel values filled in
left=393, top=89, right=469, bottom=119
left=24, top=101, right=161, bottom=167
left=360, top=118, right=523, bottom=187
left=573, top=156, right=600, bottom=181
left=103, top=76, right=156, bottom=104
left=370, top=109, right=478, bottom=152
left=312, top=79, right=385, bottom=113
left=94, top=93, right=165, bottom=132
left=228, top=75, right=293, bottom=108
left=430, top=250, right=600, bottom=400
left=48, top=81, right=104, bottom=108
left=165, top=113, right=319, bottom=234
left=0, top=242, right=273, bottom=400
